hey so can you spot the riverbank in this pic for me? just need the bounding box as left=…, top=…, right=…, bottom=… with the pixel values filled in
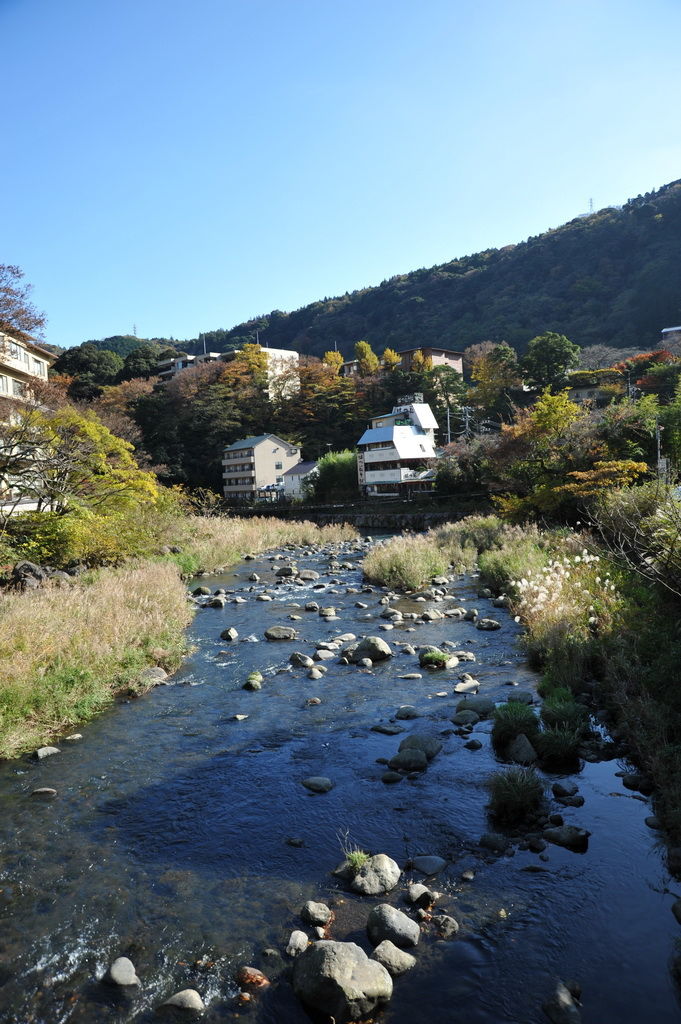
left=0, top=515, right=357, bottom=758
left=364, top=515, right=681, bottom=846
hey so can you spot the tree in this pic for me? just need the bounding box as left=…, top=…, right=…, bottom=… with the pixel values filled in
left=428, top=365, right=467, bottom=442
left=322, top=350, right=344, bottom=374
left=521, top=332, right=581, bottom=389
left=469, top=343, right=522, bottom=413
left=382, top=347, right=401, bottom=371
left=52, top=343, right=125, bottom=400
left=309, top=450, right=358, bottom=501
left=0, top=264, right=46, bottom=341
left=410, top=349, right=432, bottom=373
left=355, top=340, right=379, bottom=376
left=0, top=405, right=158, bottom=519
left=118, top=343, right=162, bottom=381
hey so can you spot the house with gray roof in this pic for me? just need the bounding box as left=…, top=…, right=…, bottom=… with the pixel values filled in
left=222, top=434, right=301, bottom=502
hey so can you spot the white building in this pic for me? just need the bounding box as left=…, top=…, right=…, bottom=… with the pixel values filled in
left=282, top=460, right=317, bottom=500
left=356, top=393, right=438, bottom=497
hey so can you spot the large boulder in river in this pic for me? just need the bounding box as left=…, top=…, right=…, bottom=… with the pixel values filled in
left=292, top=941, right=392, bottom=1023
left=345, top=636, right=393, bottom=663
left=264, top=625, right=297, bottom=641
left=543, top=825, right=590, bottom=853
left=367, top=904, right=420, bottom=948
left=350, top=854, right=401, bottom=896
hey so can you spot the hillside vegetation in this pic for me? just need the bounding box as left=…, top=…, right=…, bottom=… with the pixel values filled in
left=186, top=180, right=681, bottom=358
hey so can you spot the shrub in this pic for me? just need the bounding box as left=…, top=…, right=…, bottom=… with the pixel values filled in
left=362, top=533, right=448, bottom=590
left=541, top=696, right=589, bottom=733
left=492, top=703, right=540, bottom=749
left=487, top=767, right=545, bottom=824
left=535, top=727, right=582, bottom=770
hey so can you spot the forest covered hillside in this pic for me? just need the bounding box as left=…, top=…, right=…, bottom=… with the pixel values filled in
left=188, top=180, right=681, bottom=359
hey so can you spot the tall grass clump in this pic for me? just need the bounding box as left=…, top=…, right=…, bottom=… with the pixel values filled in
left=0, top=562, right=192, bottom=757
left=492, top=703, right=540, bottom=749
left=362, top=533, right=449, bottom=590
left=535, top=727, right=583, bottom=770
left=541, top=694, right=589, bottom=732
left=486, top=767, right=545, bottom=825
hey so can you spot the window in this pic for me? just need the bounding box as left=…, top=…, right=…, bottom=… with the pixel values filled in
left=275, top=461, right=282, bottom=470
left=276, top=475, right=283, bottom=484
left=12, top=380, right=24, bottom=397
left=0, top=375, right=7, bottom=392
left=9, top=343, right=19, bottom=358
left=32, top=359, right=44, bottom=376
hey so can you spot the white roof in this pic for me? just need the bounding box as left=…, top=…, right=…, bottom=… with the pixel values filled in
left=409, top=403, right=438, bottom=430
left=358, top=425, right=436, bottom=459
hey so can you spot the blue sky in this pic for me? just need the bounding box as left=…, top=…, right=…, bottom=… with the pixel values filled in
left=3, top=0, right=681, bottom=349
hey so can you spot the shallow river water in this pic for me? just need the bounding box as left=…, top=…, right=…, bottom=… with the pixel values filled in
left=0, top=538, right=679, bottom=1023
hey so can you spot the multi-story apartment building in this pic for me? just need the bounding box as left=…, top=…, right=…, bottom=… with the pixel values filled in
left=0, top=330, right=56, bottom=513
left=356, top=393, right=439, bottom=497
left=0, top=330, right=52, bottom=403
left=222, top=434, right=301, bottom=502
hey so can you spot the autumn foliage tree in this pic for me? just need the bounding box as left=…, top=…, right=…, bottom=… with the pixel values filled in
left=0, top=264, right=46, bottom=342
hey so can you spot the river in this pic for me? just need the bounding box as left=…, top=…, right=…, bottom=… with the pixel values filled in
left=0, top=537, right=678, bottom=1022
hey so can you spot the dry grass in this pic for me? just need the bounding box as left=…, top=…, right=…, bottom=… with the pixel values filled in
left=0, top=562, right=192, bottom=757
left=169, top=515, right=358, bottom=574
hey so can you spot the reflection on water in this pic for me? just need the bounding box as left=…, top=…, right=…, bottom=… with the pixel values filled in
left=0, top=541, right=678, bottom=1022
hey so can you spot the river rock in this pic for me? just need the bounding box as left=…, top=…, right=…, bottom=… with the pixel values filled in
left=287, top=930, right=309, bottom=956
left=406, top=882, right=436, bottom=908
left=257, top=593, right=273, bottom=601
left=102, top=956, right=139, bottom=987
left=292, top=940, right=392, bottom=1023
left=452, top=710, right=480, bottom=726
left=350, top=853, right=401, bottom=895
left=398, top=734, right=442, bottom=761
left=346, top=636, right=393, bottom=663
left=160, top=989, right=205, bottom=1011
left=432, top=913, right=459, bottom=938
left=290, top=652, right=314, bottom=668
left=264, top=625, right=296, bottom=641
left=35, top=746, right=60, bottom=759
left=302, top=776, right=333, bottom=793
left=244, top=671, right=263, bottom=691
left=302, top=901, right=333, bottom=926
left=464, top=739, right=483, bottom=750
left=220, top=627, right=239, bottom=641
left=382, top=771, right=403, bottom=784
left=305, top=601, right=319, bottom=611
left=456, top=695, right=495, bottom=718
left=193, top=586, right=211, bottom=596
left=476, top=618, right=501, bottom=631
left=275, top=565, right=298, bottom=577
left=507, top=733, right=538, bottom=765
left=298, top=569, right=320, bottom=581
left=388, top=748, right=427, bottom=772
left=31, top=787, right=57, bottom=797
left=371, top=939, right=416, bottom=976
left=367, top=904, right=420, bottom=948
left=552, top=781, right=579, bottom=799
left=371, top=723, right=404, bottom=735
left=412, top=855, right=447, bottom=875
left=208, top=596, right=226, bottom=608
left=237, top=966, right=270, bottom=987
left=308, top=668, right=324, bottom=680
left=543, top=825, right=590, bottom=852
left=395, top=706, right=420, bottom=720
left=542, top=980, right=582, bottom=1023
left=313, top=648, right=335, bottom=661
